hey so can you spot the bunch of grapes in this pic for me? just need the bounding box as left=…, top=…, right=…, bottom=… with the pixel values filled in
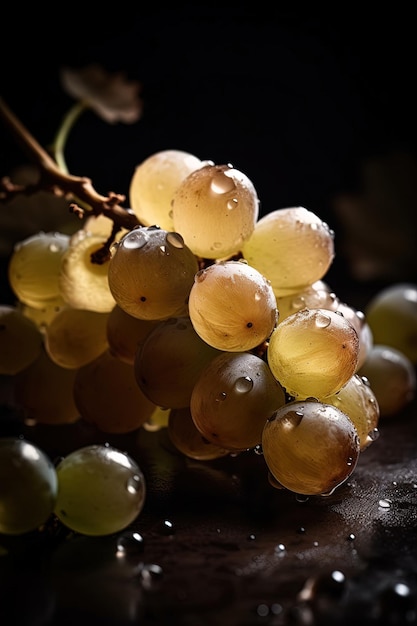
left=1, top=149, right=416, bottom=536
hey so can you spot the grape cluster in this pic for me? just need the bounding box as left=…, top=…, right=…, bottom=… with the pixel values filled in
left=1, top=149, right=416, bottom=535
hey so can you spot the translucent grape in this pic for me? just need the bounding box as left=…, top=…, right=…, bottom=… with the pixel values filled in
left=129, top=149, right=203, bottom=231
left=8, top=231, right=70, bottom=308
left=13, top=346, right=80, bottom=425
left=106, top=304, right=158, bottom=365
left=73, top=350, right=156, bottom=433
left=0, top=437, right=58, bottom=534
left=358, top=344, right=416, bottom=417
left=0, top=305, right=43, bottom=375
left=54, top=444, right=146, bottom=536
left=276, top=280, right=339, bottom=322
left=241, top=207, right=335, bottom=297
left=44, top=307, right=110, bottom=368
left=18, top=298, right=65, bottom=330
left=168, top=406, right=231, bottom=460
left=134, top=316, right=221, bottom=408
left=325, top=374, right=380, bottom=450
left=59, top=233, right=116, bottom=313
left=262, top=400, right=360, bottom=496
left=188, top=260, right=278, bottom=351
left=190, top=351, right=286, bottom=451
left=365, top=283, right=417, bottom=364
left=171, top=162, right=259, bottom=259
left=267, top=308, right=359, bottom=399
left=108, top=226, right=199, bottom=320
left=336, top=301, right=373, bottom=370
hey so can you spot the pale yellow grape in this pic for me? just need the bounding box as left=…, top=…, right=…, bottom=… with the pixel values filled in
left=190, top=351, right=286, bottom=451
left=267, top=308, right=359, bottom=399
left=107, top=305, right=158, bottom=365
left=134, top=316, right=222, bottom=409
left=44, top=307, right=110, bottom=369
left=18, top=298, right=65, bottom=330
left=0, top=305, right=43, bottom=375
left=188, top=260, right=278, bottom=351
left=358, top=344, right=416, bottom=417
left=172, top=163, right=259, bottom=259
left=59, top=234, right=115, bottom=312
left=325, top=374, right=380, bottom=451
left=365, top=283, right=417, bottom=364
left=262, top=400, right=360, bottom=496
left=8, top=231, right=70, bottom=308
left=276, top=280, right=339, bottom=322
left=129, top=149, right=203, bottom=231
left=336, top=301, right=373, bottom=370
left=168, top=406, right=230, bottom=461
left=241, top=207, right=335, bottom=297
left=54, top=444, right=146, bottom=536
left=70, top=214, right=130, bottom=247
left=108, top=227, right=199, bottom=321
left=13, top=346, right=80, bottom=424
left=73, top=350, right=156, bottom=433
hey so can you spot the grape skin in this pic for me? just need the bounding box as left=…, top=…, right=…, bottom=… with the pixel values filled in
left=262, top=401, right=360, bottom=496
left=0, top=305, right=43, bottom=375
left=54, top=444, right=146, bottom=536
left=168, top=406, right=231, bottom=460
left=0, top=437, right=58, bottom=535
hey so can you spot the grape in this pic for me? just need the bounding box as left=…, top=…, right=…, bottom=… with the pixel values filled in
left=0, top=305, right=43, bottom=375
left=18, top=298, right=65, bottom=330
left=107, top=226, right=199, bottom=321
left=129, top=149, right=203, bottom=231
left=59, top=233, right=116, bottom=313
left=134, top=316, right=221, bottom=409
left=73, top=350, right=156, bottom=433
left=276, top=280, right=339, bottom=322
left=0, top=437, right=58, bottom=534
left=106, top=304, right=158, bottom=365
left=44, top=307, right=110, bottom=369
left=267, top=308, right=359, bottom=399
left=168, top=406, right=230, bottom=460
left=13, top=346, right=80, bottom=425
left=241, top=207, right=335, bottom=297
left=336, top=301, right=373, bottom=370
left=188, top=260, right=278, bottom=351
left=8, top=231, right=70, bottom=308
left=365, top=283, right=417, bottom=364
left=171, top=162, right=259, bottom=259
left=262, top=400, right=360, bottom=496
left=54, top=444, right=146, bottom=536
left=325, top=374, right=380, bottom=450
left=190, top=351, right=286, bottom=451
left=358, top=344, right=416, bottom=417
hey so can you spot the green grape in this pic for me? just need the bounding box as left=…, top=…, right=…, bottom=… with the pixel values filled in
left=13, top=345, right=80, bottom=425
left=365, top=283, right=417, bottom=364
left=0, top=305, right=43, bottom=375
left=168, top=406, right=230, bottom=460
left=73, top=350, right=156, bottom=433
left=129, top=149, right=203, bottom=231
left=171, top=162, right=259, bottom=259
left=134, top=316, right=222, bottom=409
left=325, top=374, right=380, bottom=451
left=241, top=207, right=335, bottom=297
left=267, top=308, right=359, bottom=399
left=276, top=280, right=339, bottom=322
left=0, top=437, right=58, bottom=535
left=108, top=226, right=199, bottom=321
left=262, top=400, right=360, bottom=496
left=54, top=444, right=146, bottom=536
left=190, top=351, right=286, bottom=451
left=44, top=307, right=109, bottom=369
left=188, top=260, right=278, bottom=351
left=358, top=344, right=416, bottom=417
left=59, top=233, right=116, bottom=313
left=8, top=231, right=70, bottom=308
left=107, top=304, right=158, bottom=365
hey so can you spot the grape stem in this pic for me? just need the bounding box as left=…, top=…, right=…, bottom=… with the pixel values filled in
left=0, top=97, right=141, bottom=260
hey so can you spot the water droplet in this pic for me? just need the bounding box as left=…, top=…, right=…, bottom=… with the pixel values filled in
left=159, top=245, right=168, bottom=254
left=234, top=376, right=253, bottom=393
left=254, top=444, right=263, bottom=455
left=213, top=241, right=222, bottom=249
left=256, top=604, right=269, bottom=617
left=315, top=311, right=331, bottom=328
left=158, top=519, right=175, bottom=535
left=210, top=170, right=236, bottom=194
left=126, top=474, right=142, bottom=494
left=216, top=392, right=227, bottom=402
left=368, top=428, right=380, bottom=442
left=123, top=229, right=149, bottom=249
left=248, top=533, right=256, bottom=541
left=379, top=498, right=392, bottom=509
left=166, top=231, right=185, bottom=248
left=116, top=531, right=145, bottom=555
left=139, top=563, right=163, bottom=590
left=195, top=269, right=207, bottom=282
left=347, top=533, right=356, bottom=541
left=296, top=494, right=309, bottom=503
left=227, top=198, right=238, bottom=210
left=275, top=543, right=286, bottom=555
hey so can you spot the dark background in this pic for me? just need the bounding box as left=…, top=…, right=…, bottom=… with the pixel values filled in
left=1, top=8, right=417, bottom=295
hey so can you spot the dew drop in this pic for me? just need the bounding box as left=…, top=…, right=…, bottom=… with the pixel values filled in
left=227, top=198, right=238, bottom=210
left=126, top=474, right=142, bottom=494
left=116, top=531, right=145, bottom=555
left=216, top=392, right=227, bottom=402
left=315, top=311, right=331, bottom=328
left=139, top=563, right=163, bottom=590
left=166, top=232, right=185, bottom=249
left=123, top=230, right=149, bottom=249
left=275, top=543, right=286, bottom=554
left=368, top=428, right=380, bottom=442
left=210, top=170, right=236, bottom=194
left=159, top=245, right=168, bottom=254
left=296, top=494, right=309, bottom=503
left=379, top=498, right=392, bottom=509
left=254, top=444, right=263, bottom=455
left=234, top=376, right=253, bottom=394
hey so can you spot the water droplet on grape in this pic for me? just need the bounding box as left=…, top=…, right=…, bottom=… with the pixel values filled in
left=315, top=311, right=331, bottom=328
left=166, top=232, right=185, bottom=248
left=216, top=392, right=227, bottom=402
left=210, top=170, right=236, bottom=194
left=126, top=474, right=142, bottom=494
left=234, top=376, right=253, bottom=393
left=123, top=230, right=149, bottom=249
left=227, top=198, right=238, bottom=210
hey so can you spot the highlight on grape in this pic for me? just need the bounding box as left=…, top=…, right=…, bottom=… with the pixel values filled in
left=0, top=96, right=416, bottom=537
